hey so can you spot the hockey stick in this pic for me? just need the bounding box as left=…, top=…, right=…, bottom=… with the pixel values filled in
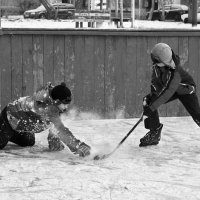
left=94, top=113, right=144, bottom=160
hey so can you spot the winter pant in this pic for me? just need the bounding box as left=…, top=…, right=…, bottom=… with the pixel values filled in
left=0, top=107, right=35, bottom=149
left=145, top=92, right=200, bottom=130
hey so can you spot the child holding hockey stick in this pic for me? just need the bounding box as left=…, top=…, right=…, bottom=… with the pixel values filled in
left=140, top=43, right=200, bottom=147
left=0, top=82, right=91, bottom=157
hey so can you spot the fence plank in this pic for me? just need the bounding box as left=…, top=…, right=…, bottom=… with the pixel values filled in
left=93, top=36, right=105, bottom=116
left=44, top=35, right=54, bottom=84
left=197, top=39, right=200, bottom=101
left=104, top=36, right=117, bottom=118
left=136, top=37, right=149, bottom=115
left=81, top=36, right=95, bottom=112
left=22, top=35, right=34, bottom=96
left=0, top=35, right=11, bottom=108
left=73, top=36, right=85, bottom=110
left=11, top=35, right=23, bottom=100
left=188, top=36, right=200, bottom=107
left=114, top=36, right=127, bottom=118
left=33, top=35, right=44, bottom=92
left=178, top=36, right=189, bottom=116
left=188, top=37, right=199, bottom=84
left=64, top=35, right=76, bottom=105
left=125, top=37, right=138, bottom=118
left=53, top=35, right=65, bottom=85
left=188, top=37, right=198, bottom=85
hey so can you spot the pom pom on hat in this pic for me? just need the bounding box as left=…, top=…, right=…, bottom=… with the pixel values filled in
left=151, top=43, right=175, bottom=69
left=50, top=82, right=71, bottom=104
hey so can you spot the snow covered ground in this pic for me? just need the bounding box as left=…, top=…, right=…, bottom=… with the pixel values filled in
left=1, top=16, right=200, bottom=29
left=0, top=114, right=200, bottom=200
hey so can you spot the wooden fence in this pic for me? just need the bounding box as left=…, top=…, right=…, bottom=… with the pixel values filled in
left=0, top=28, right=200, bottom=118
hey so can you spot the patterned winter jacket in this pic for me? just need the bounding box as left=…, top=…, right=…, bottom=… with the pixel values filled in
left=6, top=82, right=72, bottom=137
left=148, top=53, right=196, bottom=112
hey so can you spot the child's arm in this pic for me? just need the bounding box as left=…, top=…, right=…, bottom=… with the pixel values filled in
left=149, top=69, right=181, bottom=111
left=47, top=106, right=91, bottom=157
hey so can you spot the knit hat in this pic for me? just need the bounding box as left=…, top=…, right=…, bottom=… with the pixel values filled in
left=50, top=82, right=71, bottom=104
left=151, top=43, right=175, bottom=69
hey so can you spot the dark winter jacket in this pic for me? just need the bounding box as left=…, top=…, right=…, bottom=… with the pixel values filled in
left=148, top=53, right=196, bottom=112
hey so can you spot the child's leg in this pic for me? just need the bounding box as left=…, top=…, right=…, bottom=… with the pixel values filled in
left=179, top=93, right=200, bottom=126
left=140, top=93, right=179, bottom=147
left=0, top=108, right=15, bottom=149
left=9, top=132, right=35, bottom=147
left=0, top=123, right=13, bottom=149
left=140, top=110, right=163, bottom=147
left=144, top=110, right=161, bottom=130
left=0, top=107, right=35, bottom=148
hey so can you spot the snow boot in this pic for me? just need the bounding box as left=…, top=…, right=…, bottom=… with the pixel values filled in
left=139, top=123, right=163, bottom=147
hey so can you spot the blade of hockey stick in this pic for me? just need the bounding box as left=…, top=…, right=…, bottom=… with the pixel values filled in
left=94, top=114, right=143, bottom=160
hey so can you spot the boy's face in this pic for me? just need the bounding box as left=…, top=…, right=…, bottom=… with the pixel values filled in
left=57, top=103, right=69, bottom=112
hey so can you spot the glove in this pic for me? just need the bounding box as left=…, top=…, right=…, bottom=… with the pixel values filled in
left=143, top=97, right=148, bottom=106
left=143, top=94, right=152, bottom=106
left=76, top=142, right=91, bottom=157
left=67, top=141, right=91, bottom=157
left=143, top=105, right=153, bottom=117
left=47, top=132, right=65, bottom=151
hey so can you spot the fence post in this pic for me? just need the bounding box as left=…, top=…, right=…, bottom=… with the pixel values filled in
left=0, top=9, right=1, bottom=28
left=192, top=0, right=197, bottom=27
left=120, top=0, right=123, bottom=28
left=131, top=0, right=135, bottom=28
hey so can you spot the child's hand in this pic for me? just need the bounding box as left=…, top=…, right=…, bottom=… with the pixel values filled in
left=76, top=142, right=91, bottom=157
left=143, top=97, right=147, bottom=106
